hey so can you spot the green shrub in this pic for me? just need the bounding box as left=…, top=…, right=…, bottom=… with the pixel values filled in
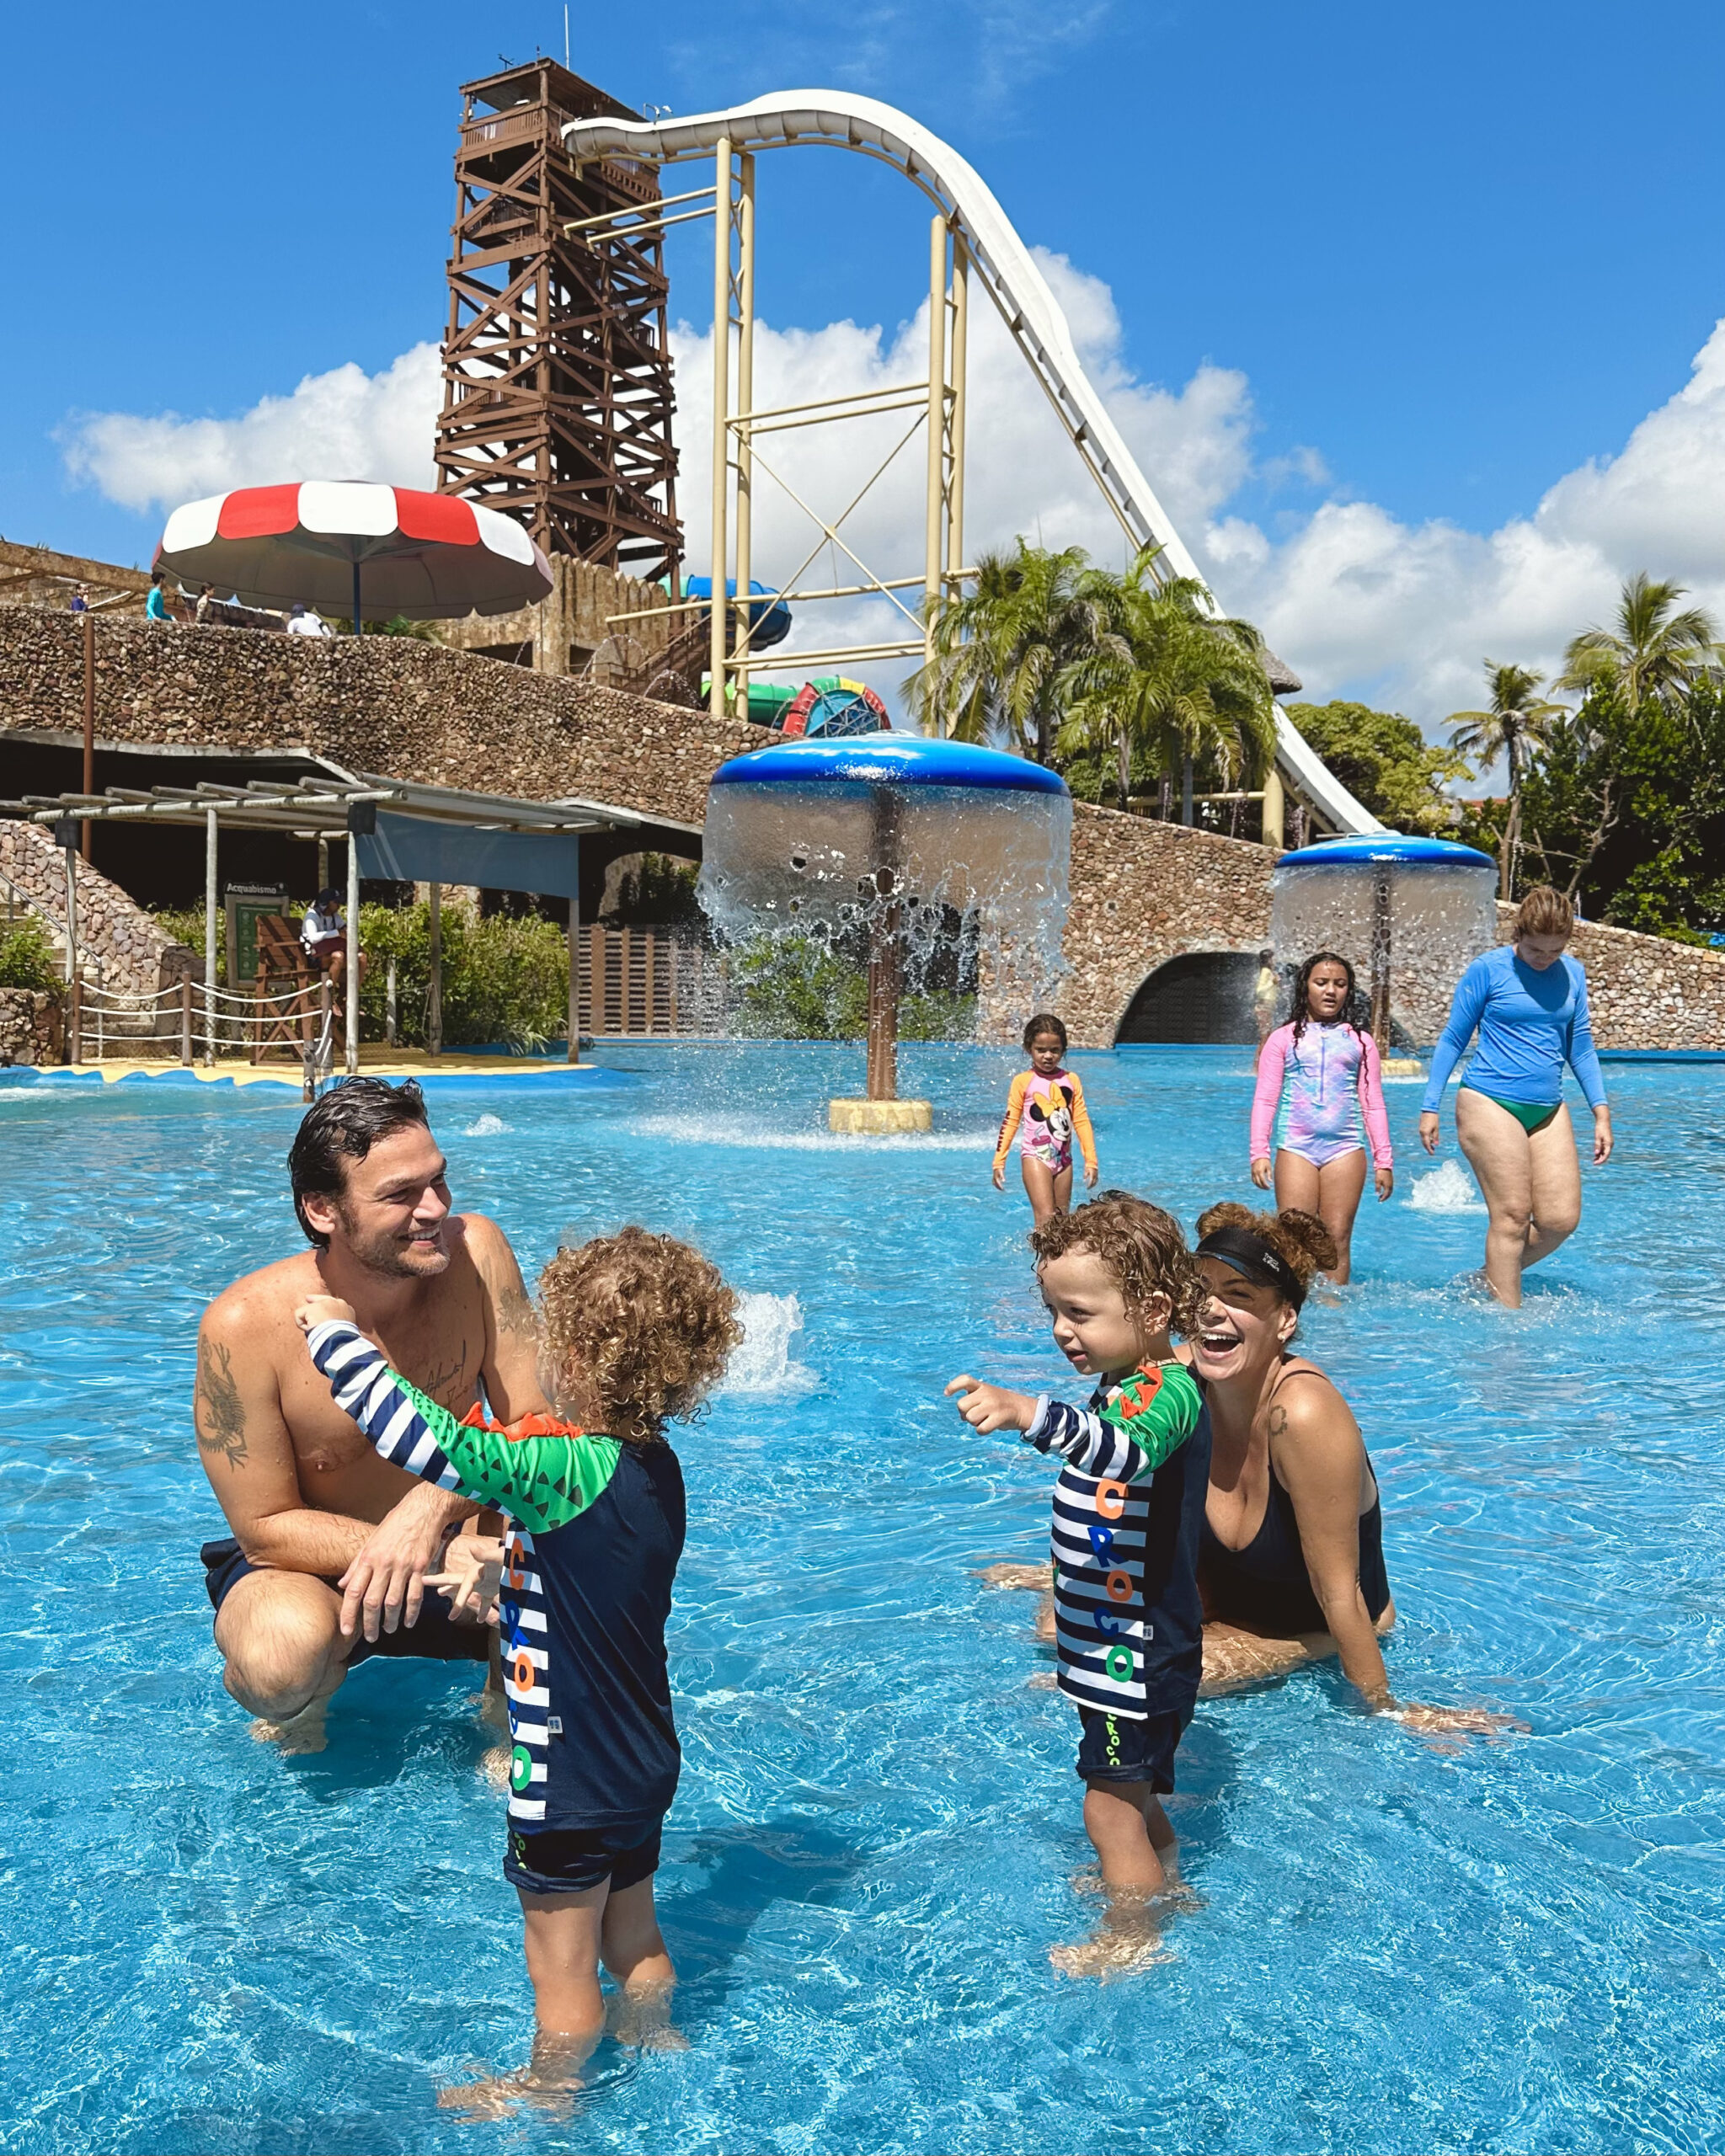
left=358, top=899, right=569, bottom=1049
left=729, top=931, right=975, bottom=1040
left=0, top=920, right=59, bottom=992
left=899, top=989, right=977, bottom=1042
left=149, top=907, right=221, bottom=980
left=731, top=932, right=865, bottom=1038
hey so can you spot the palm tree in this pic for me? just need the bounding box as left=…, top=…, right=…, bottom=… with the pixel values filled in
left=1555, top=571, right=1719, bottom=721
left=906, top=540, right=1115, bottom=763
left=1056, top=546, right=1277, bottom=818
left=1447, top=661, right=1564, bottom=898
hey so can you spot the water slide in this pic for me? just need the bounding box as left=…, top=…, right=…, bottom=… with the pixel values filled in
left=563, top=92, right=1383, bottom=836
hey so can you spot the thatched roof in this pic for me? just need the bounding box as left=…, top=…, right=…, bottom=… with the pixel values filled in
left=1262, top=648, right=1303, bottom=696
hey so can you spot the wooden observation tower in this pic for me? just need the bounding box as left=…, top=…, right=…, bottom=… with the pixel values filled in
left=435, top=61, right=681, bottom=584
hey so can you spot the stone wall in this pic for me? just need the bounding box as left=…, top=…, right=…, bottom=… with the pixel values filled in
left=1057, top=808, right=1725, bottom=1050
left=1535, top=910, right=1725, bottom=1051
left=438, top=556, right=674, bottom=678
left=0, top=988, right=62, bottom=1065
left=5, top=602, right=1725, bottom=1053
left=0, top=603, right=758, bottom=830
left=1060, top=805, right=1273, bottom=1048
left=0, top=817, right=194, bottom=997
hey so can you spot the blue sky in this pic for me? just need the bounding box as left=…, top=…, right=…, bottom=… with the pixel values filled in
left=9, top=0, right=1725, bottom=718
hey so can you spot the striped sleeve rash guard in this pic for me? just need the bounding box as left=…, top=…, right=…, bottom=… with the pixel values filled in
left=1023, top=1360, right=1210, bottom=1719
left=307, top=1319, right=684, bottom=1834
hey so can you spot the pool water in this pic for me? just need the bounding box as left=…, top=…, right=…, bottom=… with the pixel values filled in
left=3, top=1044, right=1723, bottom=2155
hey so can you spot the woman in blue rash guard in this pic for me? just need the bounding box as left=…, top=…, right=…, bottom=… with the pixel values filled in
left=1419, top=885, right=1613, bottom=1307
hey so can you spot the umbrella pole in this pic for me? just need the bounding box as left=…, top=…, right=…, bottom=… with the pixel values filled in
left=352, top=563, right=363, bottom=637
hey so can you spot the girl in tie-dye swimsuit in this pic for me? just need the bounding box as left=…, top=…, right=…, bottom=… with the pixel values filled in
left=1249, top=953, right=1394, bottom=1285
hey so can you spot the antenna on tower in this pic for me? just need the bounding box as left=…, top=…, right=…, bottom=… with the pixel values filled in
left=563, top=5, right=570, bottom=67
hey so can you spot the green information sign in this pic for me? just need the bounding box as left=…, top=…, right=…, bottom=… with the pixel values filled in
left=225, top=883, right=291, bottom=988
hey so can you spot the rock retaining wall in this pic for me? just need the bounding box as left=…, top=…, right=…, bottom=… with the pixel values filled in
left=0, top=604, right=759, bottom=829
left=0, top=988, right=61, bottom=1065
left=1060, top=806, right=1272, bottom=1048
left=0, top=817, right=194, bottom=997
left=4, top=604, right=1725, bottom=1053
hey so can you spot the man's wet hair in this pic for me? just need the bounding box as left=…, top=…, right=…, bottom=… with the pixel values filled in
left=288, top=1077, right=433, bottom=1248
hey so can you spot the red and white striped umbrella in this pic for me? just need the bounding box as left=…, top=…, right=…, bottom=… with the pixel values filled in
left=155, top=481, right=553, bottom=624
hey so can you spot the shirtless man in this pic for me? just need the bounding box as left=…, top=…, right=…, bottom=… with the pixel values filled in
left=195, top=1076, right=548, bottom=1747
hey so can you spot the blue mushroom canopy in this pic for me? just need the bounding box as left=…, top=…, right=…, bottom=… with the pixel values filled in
left=1275, top=834, right=1494, bottom=872
left=697, top=731, right=1073, bottom=988
left=709, top=733, right=1071, bottom=795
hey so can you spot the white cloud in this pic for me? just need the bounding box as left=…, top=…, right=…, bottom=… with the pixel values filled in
left=58, top=268, right=1725, bottom=731
left=60, top=344, right=441, bottom=511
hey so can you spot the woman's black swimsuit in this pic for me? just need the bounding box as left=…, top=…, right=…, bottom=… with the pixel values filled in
left=1199, top=1375, right=1391, bottom=1636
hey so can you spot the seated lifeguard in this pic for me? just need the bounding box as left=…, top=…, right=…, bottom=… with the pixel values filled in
left=301, top=887, right=366, bottom=990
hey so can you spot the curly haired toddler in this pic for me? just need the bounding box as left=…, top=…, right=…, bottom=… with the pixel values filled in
left=948, top=1193, right=1211, bottom=1942
left=296, top=1226, right=740, bottom=2088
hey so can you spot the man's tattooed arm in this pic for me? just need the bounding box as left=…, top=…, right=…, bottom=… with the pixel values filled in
left=195, top=1337, right=249, bottom=1470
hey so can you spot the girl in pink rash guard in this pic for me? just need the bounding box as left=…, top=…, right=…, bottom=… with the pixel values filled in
left=1249, top=953, right=1394, bottom=1284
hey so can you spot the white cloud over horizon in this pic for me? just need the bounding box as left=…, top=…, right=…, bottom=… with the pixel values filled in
left=58, top=259, right=1725, bottom=731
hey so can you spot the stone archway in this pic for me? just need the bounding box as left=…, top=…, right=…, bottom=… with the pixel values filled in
left=1114, top=951, right=1262, bottom=1044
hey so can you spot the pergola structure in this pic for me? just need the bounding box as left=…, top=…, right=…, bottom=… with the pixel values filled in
left=2, top=769, right=697, bottom=1075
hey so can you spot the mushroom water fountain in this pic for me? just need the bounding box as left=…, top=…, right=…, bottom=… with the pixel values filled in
left=1271, top=835, right=1498, bottom=1062
left=698, top=735, right=1072, bottom=1131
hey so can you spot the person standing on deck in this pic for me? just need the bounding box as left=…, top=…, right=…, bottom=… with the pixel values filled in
left=1419, top=886, right=1612, bottom=1307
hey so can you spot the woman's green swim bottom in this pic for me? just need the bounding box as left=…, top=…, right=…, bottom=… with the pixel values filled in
left=1461, top=1086, right=1561, bottom=1136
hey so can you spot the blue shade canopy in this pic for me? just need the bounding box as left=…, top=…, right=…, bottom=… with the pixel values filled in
left=356, top=811, right=579, bottom=899
left=709, top=733, right=1070, bottom=794
left=1276, top=835, right=1494, bottom=871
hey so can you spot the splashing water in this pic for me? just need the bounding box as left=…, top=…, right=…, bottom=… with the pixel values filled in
left=1271, top=856, right=1498, bottom=1044
left=1407, top=1157, right=1486, bottom=1211
left=721, top=1290, right=815, bottom=1396
left=697, top=752, right=1073, bottom=1015
left=627, top=1114, right=991, bottom=1153
left=462, top=1113, right=511, bottom=1137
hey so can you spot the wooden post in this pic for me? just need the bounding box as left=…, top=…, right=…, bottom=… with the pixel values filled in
left=179, top=972, right=193, bottom=1066
left=344, top=835, right=360, bottom=1076
left=204, top=806, right=218, bottom=1068
left=644, top=933, right=658, bottom=1034
left=578, top=901, right=590, bottom=1060
left=81, top=614, right=95, bottom=864
left=865, top=922, right=901, bottom=1101
left=427, top=883, right=443, bottom=1057
left=1261, top=764, right=1284, bottom=850
left=620, top=926, right=634, bottom=1033
left=1369, top=871, right=1392, bottom=1053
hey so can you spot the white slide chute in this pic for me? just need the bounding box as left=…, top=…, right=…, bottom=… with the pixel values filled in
left=564, top=90, right=1383, bottom=835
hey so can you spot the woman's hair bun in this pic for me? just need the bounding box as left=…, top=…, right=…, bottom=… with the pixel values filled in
left=1273, top=1208, right=1340, bottom=1275
left=1195, top=1200, right=1338, bottom=1292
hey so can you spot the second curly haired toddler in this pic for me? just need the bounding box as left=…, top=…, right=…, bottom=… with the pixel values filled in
left=947, top=1192, right=1211, bottom=1927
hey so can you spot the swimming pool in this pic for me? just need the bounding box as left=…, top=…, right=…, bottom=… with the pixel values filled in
left=3, top=1044, right=1722, bottom=2154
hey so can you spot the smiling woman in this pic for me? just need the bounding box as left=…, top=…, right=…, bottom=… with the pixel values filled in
left=1191, top=1202, right=1514, bottom=1739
